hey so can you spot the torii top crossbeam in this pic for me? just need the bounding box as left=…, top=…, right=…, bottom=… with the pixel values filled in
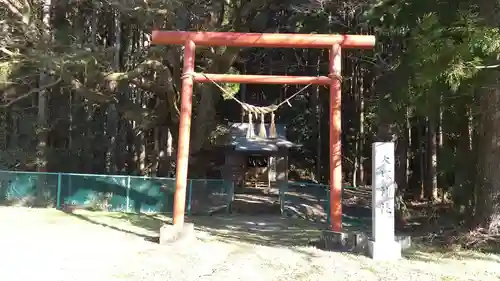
left=151, top=30, right=375, bottom=234
left=152, top=31, right=375, bottom=49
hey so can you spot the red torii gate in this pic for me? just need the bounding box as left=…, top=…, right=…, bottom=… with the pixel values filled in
left=151, top=31, right=376, bottom=232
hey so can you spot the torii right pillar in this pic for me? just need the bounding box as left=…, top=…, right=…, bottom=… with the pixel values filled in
left=329, top=44, right=342, bottom=233
left=327, top=47, right=403, bottom=259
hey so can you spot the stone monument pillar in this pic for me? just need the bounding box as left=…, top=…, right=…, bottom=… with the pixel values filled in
left=368, top=142, right=401, bottom=260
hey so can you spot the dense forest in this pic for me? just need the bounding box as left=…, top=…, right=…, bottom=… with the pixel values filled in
left=2, top=0, right=500, bottom=236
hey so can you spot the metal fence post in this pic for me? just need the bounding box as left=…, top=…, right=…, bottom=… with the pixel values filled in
left=56, top=173, right=62, bottom=209
left=187, top=180, right=193, bottom=216
left=126, top=176, right=131, bottom=213
left=279, top=182, right=287, bottom=216
left=326, top=189, right=331, bottom=225
left=226, top=180, right=233, bottom=214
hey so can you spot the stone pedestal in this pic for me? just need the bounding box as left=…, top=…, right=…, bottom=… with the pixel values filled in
left=368, top=240, right=401, bottom=261
left=369, top=142, right=401, bottom=261
left=159, top=223, right=196, bottom=245
left=322, top=230, right=369, bottom=253
left=322, top=229, right=410, bottom=255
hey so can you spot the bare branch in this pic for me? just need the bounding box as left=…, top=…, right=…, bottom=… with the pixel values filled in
left=2, top=0, right=31, bottom=26
left=475, top=64, right=500, bottom=69
left=104, top=59, right=180, bottom=116
left=103, top=59, right=165, bottom=81
left=3, top=0, right=23, bottom=19
left=66, top=76, right=115, bottom=103
left=1, top=77, right=61, bottom=108
left=0, top=47, right=18, bottom=56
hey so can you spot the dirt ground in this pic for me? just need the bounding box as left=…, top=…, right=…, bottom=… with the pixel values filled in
left=0, top=207, right=499, bottom=281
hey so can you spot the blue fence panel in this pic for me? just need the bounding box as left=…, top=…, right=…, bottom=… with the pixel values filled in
left=60, top=173, right=130, bottom=211
left=189, top=179, right=227, bottom=214
left=128, top=177, right=175, bottom=213
left=0, top=170, right=59, bottom=206
left=283, top=182, right=330, bottom=223
left=282, top=183, right=369, bottom=226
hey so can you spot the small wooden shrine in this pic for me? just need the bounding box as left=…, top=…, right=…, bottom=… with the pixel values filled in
left=222, top=122, right=297, bottom=194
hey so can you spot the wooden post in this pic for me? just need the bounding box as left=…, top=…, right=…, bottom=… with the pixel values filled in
left=329, top=44, right=343, bottom=232
left=172, top=40, right=195, bottom=226
left=276, top=148, right=288, bottom=215
left=223, top=149, right=236, bottom=213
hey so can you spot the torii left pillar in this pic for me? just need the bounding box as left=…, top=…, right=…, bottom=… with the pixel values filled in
left=151, top=31, right=375, bottom=243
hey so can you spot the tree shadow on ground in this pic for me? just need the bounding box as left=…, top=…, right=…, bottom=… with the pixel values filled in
left=60, top=207, right=164, bottom=240
left=52, top=180, right=374, bottom=250
left=402, top=244, right=500, bottom=263
left=54, top=180, right=377, bottom=248
left=192, top=215, right=327, bottom=247
left=58, top=189, right=500, bottom=264
left=60, top=205, right=377, bottom=251
left=61, top=206, right=328, bottom=247
left=59, top=206, right=500, bottom=264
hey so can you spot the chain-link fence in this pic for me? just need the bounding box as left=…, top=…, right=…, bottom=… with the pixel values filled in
left=282, top=182, right=330, bottom=223
left=0, top=170, right=228, bottom=214
left=0, top=170, right=369, bottom=226
left=282, top=182, right=369, bottom=226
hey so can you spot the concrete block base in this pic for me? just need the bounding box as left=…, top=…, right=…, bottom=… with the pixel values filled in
left=321, top=230, right=368, bottom=253
left=159, top=223, right=196, bottom=245
left=368, top=239, right=402, bottom=261
left=396, top=235, right=412, bottom=250
left=321, top=230, right=411, bottom=257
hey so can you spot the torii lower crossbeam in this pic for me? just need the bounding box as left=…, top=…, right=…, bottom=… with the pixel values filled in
left=151, top=31, right=376, bottom=233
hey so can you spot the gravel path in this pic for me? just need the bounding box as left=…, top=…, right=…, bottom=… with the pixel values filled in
left=0, top=207, right=499, bottom=281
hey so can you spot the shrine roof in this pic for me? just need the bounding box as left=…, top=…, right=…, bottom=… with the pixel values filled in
left=224, top=122, right=298, bottom=152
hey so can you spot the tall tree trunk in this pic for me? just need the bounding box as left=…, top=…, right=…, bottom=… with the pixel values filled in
left=37, top=0, right=51, bottom=173
left=475, top=0, right=500, bottom=232
left=453, top=101, right=473, bottom=218
left=395, top=107, right=409, bottom=194
left=315, top=50, right=322, bottom=182
left=190, top=49, right=239, bottom=177
left=425, top=115, right=438, bottom=201
left=106, top=6, right=120, bottom=173
left=474, top=83, right=500, bottom=231
left=82, top=2, right=100, bottom=173
left=406, top=108, right=412, bottom=192
left=356, top=66, right=365, bottom=186
left=437, top=96, right=445, bottom=201
left=418, top=119, right=426, bottom=200
left=36, top=0, right=52, bottom=205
